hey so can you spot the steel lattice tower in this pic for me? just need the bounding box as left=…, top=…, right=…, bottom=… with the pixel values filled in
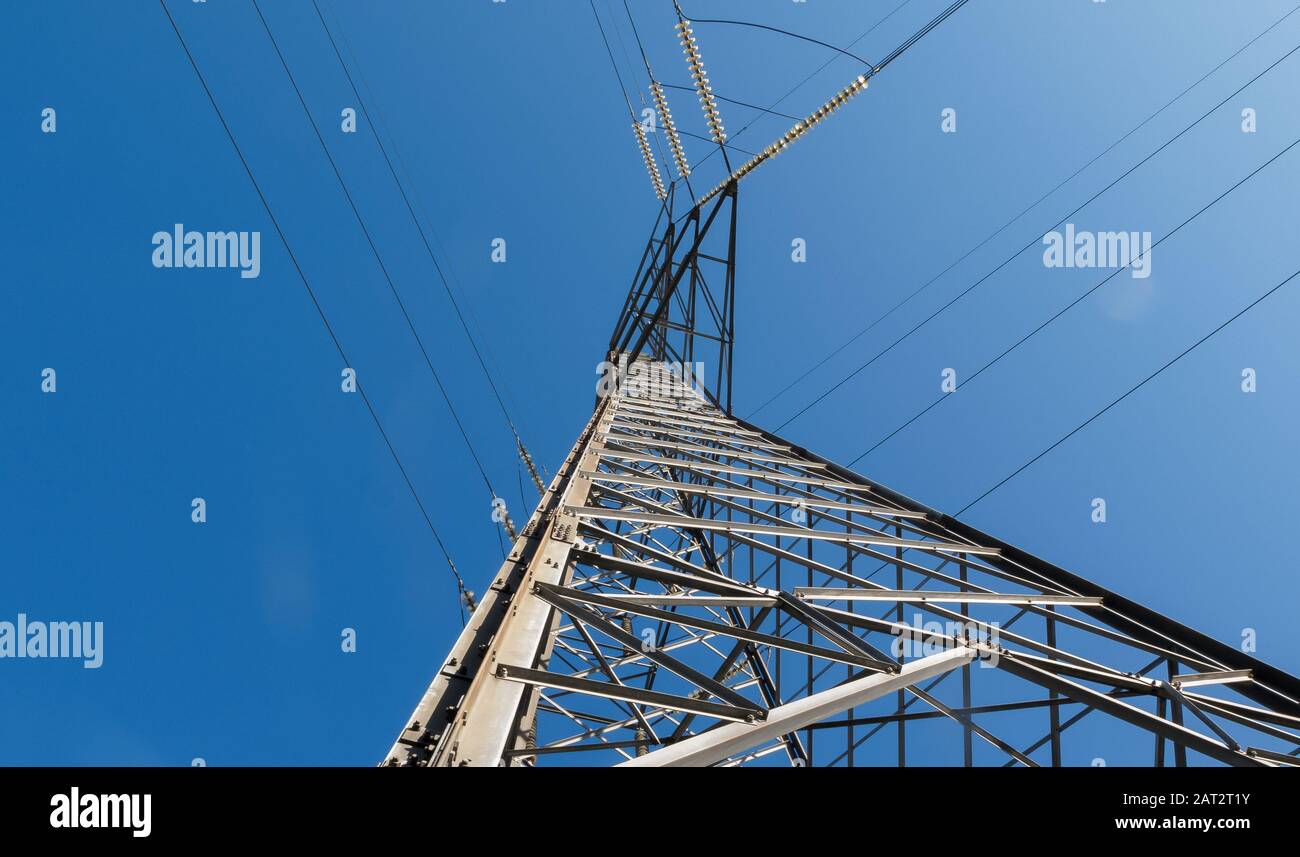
left=383, top=183, right=1300, bottom=767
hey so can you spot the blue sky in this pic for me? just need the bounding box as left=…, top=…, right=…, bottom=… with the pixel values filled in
left=2, top=0, right=1298, bottom=765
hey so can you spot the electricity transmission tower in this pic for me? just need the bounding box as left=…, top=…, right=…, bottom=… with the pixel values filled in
left=383, top=7, right=1300, bottom=767
left=383, top=179, right=1300, bottom=767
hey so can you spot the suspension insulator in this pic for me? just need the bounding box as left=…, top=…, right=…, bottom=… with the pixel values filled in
left=650, top=80, right=690, bottom=179
left=675, top=20, right=726, bottom=144
left=517, top=437, right=545, bottom=495
left=698, top=73, right=870, bottom=206
left=632, top=121, right=667, bottom=200
left=622, top=614, right=635, bottom=659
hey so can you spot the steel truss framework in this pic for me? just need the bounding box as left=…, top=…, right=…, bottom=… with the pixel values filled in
left=385, top=186, right=1300, bottom=768
left=608, top=182, right=736, bottom=414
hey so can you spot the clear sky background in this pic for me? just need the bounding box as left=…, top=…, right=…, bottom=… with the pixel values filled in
left=3, top=0, right=1298, bottom=765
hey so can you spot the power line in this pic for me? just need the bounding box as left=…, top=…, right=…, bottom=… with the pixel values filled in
left=157, top=0, right=470, bottom=606
left=853, top=249, right=1300, bottom=584
left=589, top=0, right=642, bottom=125
left=957, top=264, right=1300, bottom=514
left=310, top=0, right=547, bottom=495
left=675, top=125, right=757, bottom=157
left=849, top=129, right=1300, bottom=466
left=621, top=0, right=653, bottom=70
left=621, top=0, right=696, bottom=198
left=250, top=0, right=506, bottom=521
left=661, top=83, right=802, bottom=122
left=772, top=36, right=1300, bottom=433
left=673, top=5, right=877, bottom=71
left=874, top=0, right=967, bottom=73
left=688, top=0, right=913, bottom=174
left=607, top=0, right=677, bottom=183
left=748, top=3, right=1300, bottom=419
left=316, top=1, right=529, bottom=449
left=689, top=0, right=971, bottom=208
left=590, top=0, right=671, bottom=201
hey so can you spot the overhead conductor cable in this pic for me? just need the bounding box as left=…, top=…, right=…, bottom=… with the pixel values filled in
left=591, top=0, right=669, bottom=202
left=690, top=0, right=971, bottom=206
